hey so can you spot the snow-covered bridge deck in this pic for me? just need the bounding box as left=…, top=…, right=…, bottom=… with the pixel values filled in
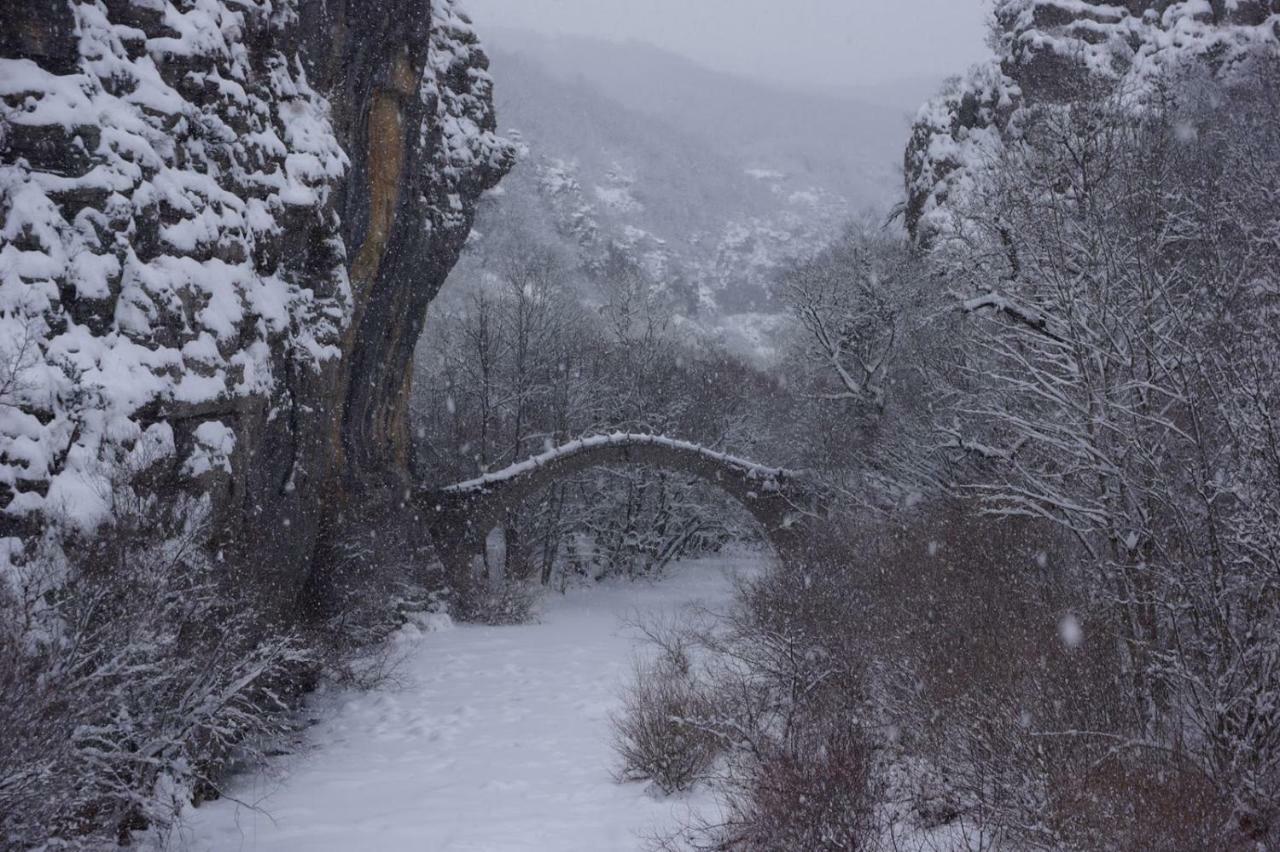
left=418, top=433, right=822, bottom=577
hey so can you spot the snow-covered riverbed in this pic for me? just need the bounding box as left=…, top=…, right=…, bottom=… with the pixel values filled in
left=173, top=555, right=756, bottom=851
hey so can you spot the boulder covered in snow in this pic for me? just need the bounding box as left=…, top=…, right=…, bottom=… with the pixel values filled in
left=903, top=0, right=1280, bottom=244
left=0, top=0, right=514, bottom=611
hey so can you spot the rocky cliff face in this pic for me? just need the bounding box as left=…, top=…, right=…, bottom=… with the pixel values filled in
left=904, top=0, right=1280, bottom=244
left=0, top=0, right=514, bottom=611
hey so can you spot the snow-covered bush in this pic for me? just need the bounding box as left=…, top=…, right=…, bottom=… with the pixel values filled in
left=448, top=570, right=541, bottom=626
left=0, top=482, right=309, bottom=847
left=616, top=547, right=882, bottom=850
left=628, top=497, right=1247, bottom=849
left=857, top=504, right=1239, bottom=850
left=611, top=652, right=719, bottom=795
left=704, top=724, right=879, bottom=852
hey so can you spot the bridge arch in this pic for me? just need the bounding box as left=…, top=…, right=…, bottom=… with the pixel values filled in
left=416, top=434, right=820, bottom=582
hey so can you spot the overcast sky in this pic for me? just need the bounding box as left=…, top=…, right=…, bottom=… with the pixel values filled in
left=464, top=0, right=992, bottom=89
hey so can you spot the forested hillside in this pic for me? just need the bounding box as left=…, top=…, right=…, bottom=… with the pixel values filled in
left=435, top=33, right=921, bottom=356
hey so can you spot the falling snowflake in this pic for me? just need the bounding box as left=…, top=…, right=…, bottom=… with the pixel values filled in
left=1059, top=614, right=1084, bottom=649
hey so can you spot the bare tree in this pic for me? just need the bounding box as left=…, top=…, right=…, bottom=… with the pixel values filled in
left=786, top=232, right=906, bottom=410
left=0, top=313, right=40, bottom=410
left=934, top=62, right=1280, bottom=843
left=780, top=227, right=968, bottom=510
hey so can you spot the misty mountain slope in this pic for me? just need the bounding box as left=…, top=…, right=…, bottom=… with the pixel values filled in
left=484, top=28, right=912, bottom=208
left=440, top=32, right=911, bottom=354
left=485, top=50, right=782, bottom=252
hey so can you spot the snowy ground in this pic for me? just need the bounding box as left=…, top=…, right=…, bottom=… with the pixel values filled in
left=171, top=554, right=759, bottom=852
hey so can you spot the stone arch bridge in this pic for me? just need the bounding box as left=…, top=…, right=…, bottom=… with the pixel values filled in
left=416, top=433, right=824, bottom=580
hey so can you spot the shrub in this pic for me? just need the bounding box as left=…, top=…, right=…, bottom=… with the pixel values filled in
left=637, top=500, right=1246, bottom=850
left=710, top=724, right=880, bottom=852
left=0, top=492, right=310, bottom=847
left=854, top=502, right=1249, bottom=849
left=612, top=653, right=720, bottom=794
left=1049, top=753, right=1230, bottom=852
left=449, top=571, right=542, bottom=626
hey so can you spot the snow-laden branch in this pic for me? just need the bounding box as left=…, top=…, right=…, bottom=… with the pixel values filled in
left=442, top=433, right=793, bottom=494
left=963, top=290, right=1064, bottom=342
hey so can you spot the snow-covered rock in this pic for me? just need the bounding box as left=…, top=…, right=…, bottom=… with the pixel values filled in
left=0, top=0, right=514, bottom=609
left=1, top=0, right=349, bottom=538
left=904, top=0, right=1280, bottom=244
